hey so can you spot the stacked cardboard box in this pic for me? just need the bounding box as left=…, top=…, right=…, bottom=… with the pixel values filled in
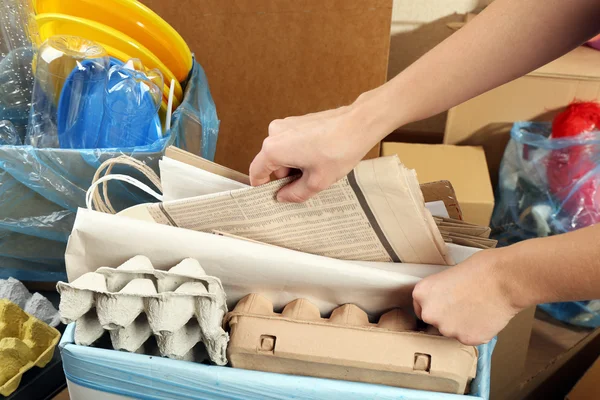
left=445, top=43, right=600, bottom=185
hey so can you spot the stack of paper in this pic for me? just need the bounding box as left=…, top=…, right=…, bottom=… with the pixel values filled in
left=435, top=217, right=497, bottom=249
left=120, top=152, right=453, bottom=265
left=119, top=147, right=495, bottom=267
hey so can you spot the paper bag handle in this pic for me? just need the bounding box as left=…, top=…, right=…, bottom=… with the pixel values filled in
left=87, top=156, right=163, bottom=213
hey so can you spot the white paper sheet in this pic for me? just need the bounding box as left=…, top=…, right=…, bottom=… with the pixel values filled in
left=65, top=209, right=479, bottom=316
left=160, top=157, right=248, bottom=201
left=425, top=200, right=450, bottom=218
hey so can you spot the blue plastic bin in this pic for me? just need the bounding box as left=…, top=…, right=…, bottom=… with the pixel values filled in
left=60, top=324, right=495, bottom=400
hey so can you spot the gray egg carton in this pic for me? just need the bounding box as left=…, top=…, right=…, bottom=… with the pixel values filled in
left=57, top=256, right=228, bottom=365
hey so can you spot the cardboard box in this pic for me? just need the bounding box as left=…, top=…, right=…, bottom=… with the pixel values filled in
left=567, top=356, right=600, bottom=400
left=444, top=45, right=600, bottom=184
left=381, top=143, right=494, bottom=226
left=515, top=320, right=600, bottom=400
left=140, top=0, right=392, bottom=173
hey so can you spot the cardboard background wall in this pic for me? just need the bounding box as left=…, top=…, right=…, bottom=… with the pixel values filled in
left=141, top=0, right=392, bottom=173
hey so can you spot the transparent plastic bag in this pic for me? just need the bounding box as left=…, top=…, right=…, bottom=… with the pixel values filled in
left=538, top=301, right=600, bottom=328
left=0, top=0, right=39, bottom=138
left=97, top=59, right=164, bottom=148
left=491, top=121, right=600, bottom=327
left=171, top=60, right=219, bottom=160
left=0, top=120, right=21, bottom=145
left=0, top=59, right=219, bottom=281
left=492, top=122, right=600, bottom=241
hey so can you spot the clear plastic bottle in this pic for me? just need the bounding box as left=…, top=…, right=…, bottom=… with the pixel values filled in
left=0, top=120, right=22, bottom=145
left=0, top=0, right=37, bottom=61
left=0, top=46, right=34, bottom=140
left=0, top=0, right=39, bottom=141
left=26, top=36, right=109, bottom=148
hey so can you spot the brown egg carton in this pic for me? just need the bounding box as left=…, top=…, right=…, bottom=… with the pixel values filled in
left=224, top=294, right=478, bottom=395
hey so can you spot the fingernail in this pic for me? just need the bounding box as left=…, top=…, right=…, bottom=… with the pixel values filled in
left=276, top=195, right=289, bottom=203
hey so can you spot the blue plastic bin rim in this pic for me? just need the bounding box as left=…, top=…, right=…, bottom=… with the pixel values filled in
left=59, top=323, right=494, bottom=400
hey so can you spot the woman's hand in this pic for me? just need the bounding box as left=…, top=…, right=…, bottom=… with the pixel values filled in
left=249, top=92, right=393, bottom=202
left=412, top=249, right=523, bottom=346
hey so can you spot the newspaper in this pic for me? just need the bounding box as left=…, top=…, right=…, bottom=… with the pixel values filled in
left=159, top=155, right=450, bottom=219
left=122, top=156, right=451, bottom=265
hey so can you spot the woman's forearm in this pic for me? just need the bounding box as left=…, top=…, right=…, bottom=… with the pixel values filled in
left=498, top=223, right=600, bottom=309
left=353, top=0, right=600, bottom=146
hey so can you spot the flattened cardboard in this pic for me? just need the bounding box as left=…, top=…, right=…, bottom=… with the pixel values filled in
left=141, top=0, right=392, bottom=173
left=433, top=217, right=496, bottom=249
left=420, top=180, right=463, bottom=221
left=225, top=294, right=477, bottom=395
left=439, top=224, right=491, bottom=238
left=435, top=217, right=492, bottom=238
left=442, top=233, right=496, bottom=250
left=382, top=143, right=494, bottom=226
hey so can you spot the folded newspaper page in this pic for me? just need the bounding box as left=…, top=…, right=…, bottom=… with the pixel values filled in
left=120, top=156, right=452, bottom=265
left=159, top=155, right=451, bottom=219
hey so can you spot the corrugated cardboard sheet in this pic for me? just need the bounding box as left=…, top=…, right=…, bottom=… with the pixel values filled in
left=141, top=0, right=393, bottom=173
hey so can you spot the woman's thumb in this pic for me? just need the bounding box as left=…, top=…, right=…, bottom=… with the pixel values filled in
left=276, top=175, right=322, bottom=203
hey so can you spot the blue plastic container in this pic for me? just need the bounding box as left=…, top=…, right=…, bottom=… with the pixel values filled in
left=60, top=324, right=495, bottom=400
left=57, top=58, right=162, bottom=149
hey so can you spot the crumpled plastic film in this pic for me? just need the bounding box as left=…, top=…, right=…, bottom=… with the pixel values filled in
left=0, top=60, right=218, bottom=281
left=171, top=59, right=219, bottom=160
left=0, top=169, right=74, bottom=242
left=492, top=122, right=600, bottom=241
left=60, top=323, right=494, bottom=400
